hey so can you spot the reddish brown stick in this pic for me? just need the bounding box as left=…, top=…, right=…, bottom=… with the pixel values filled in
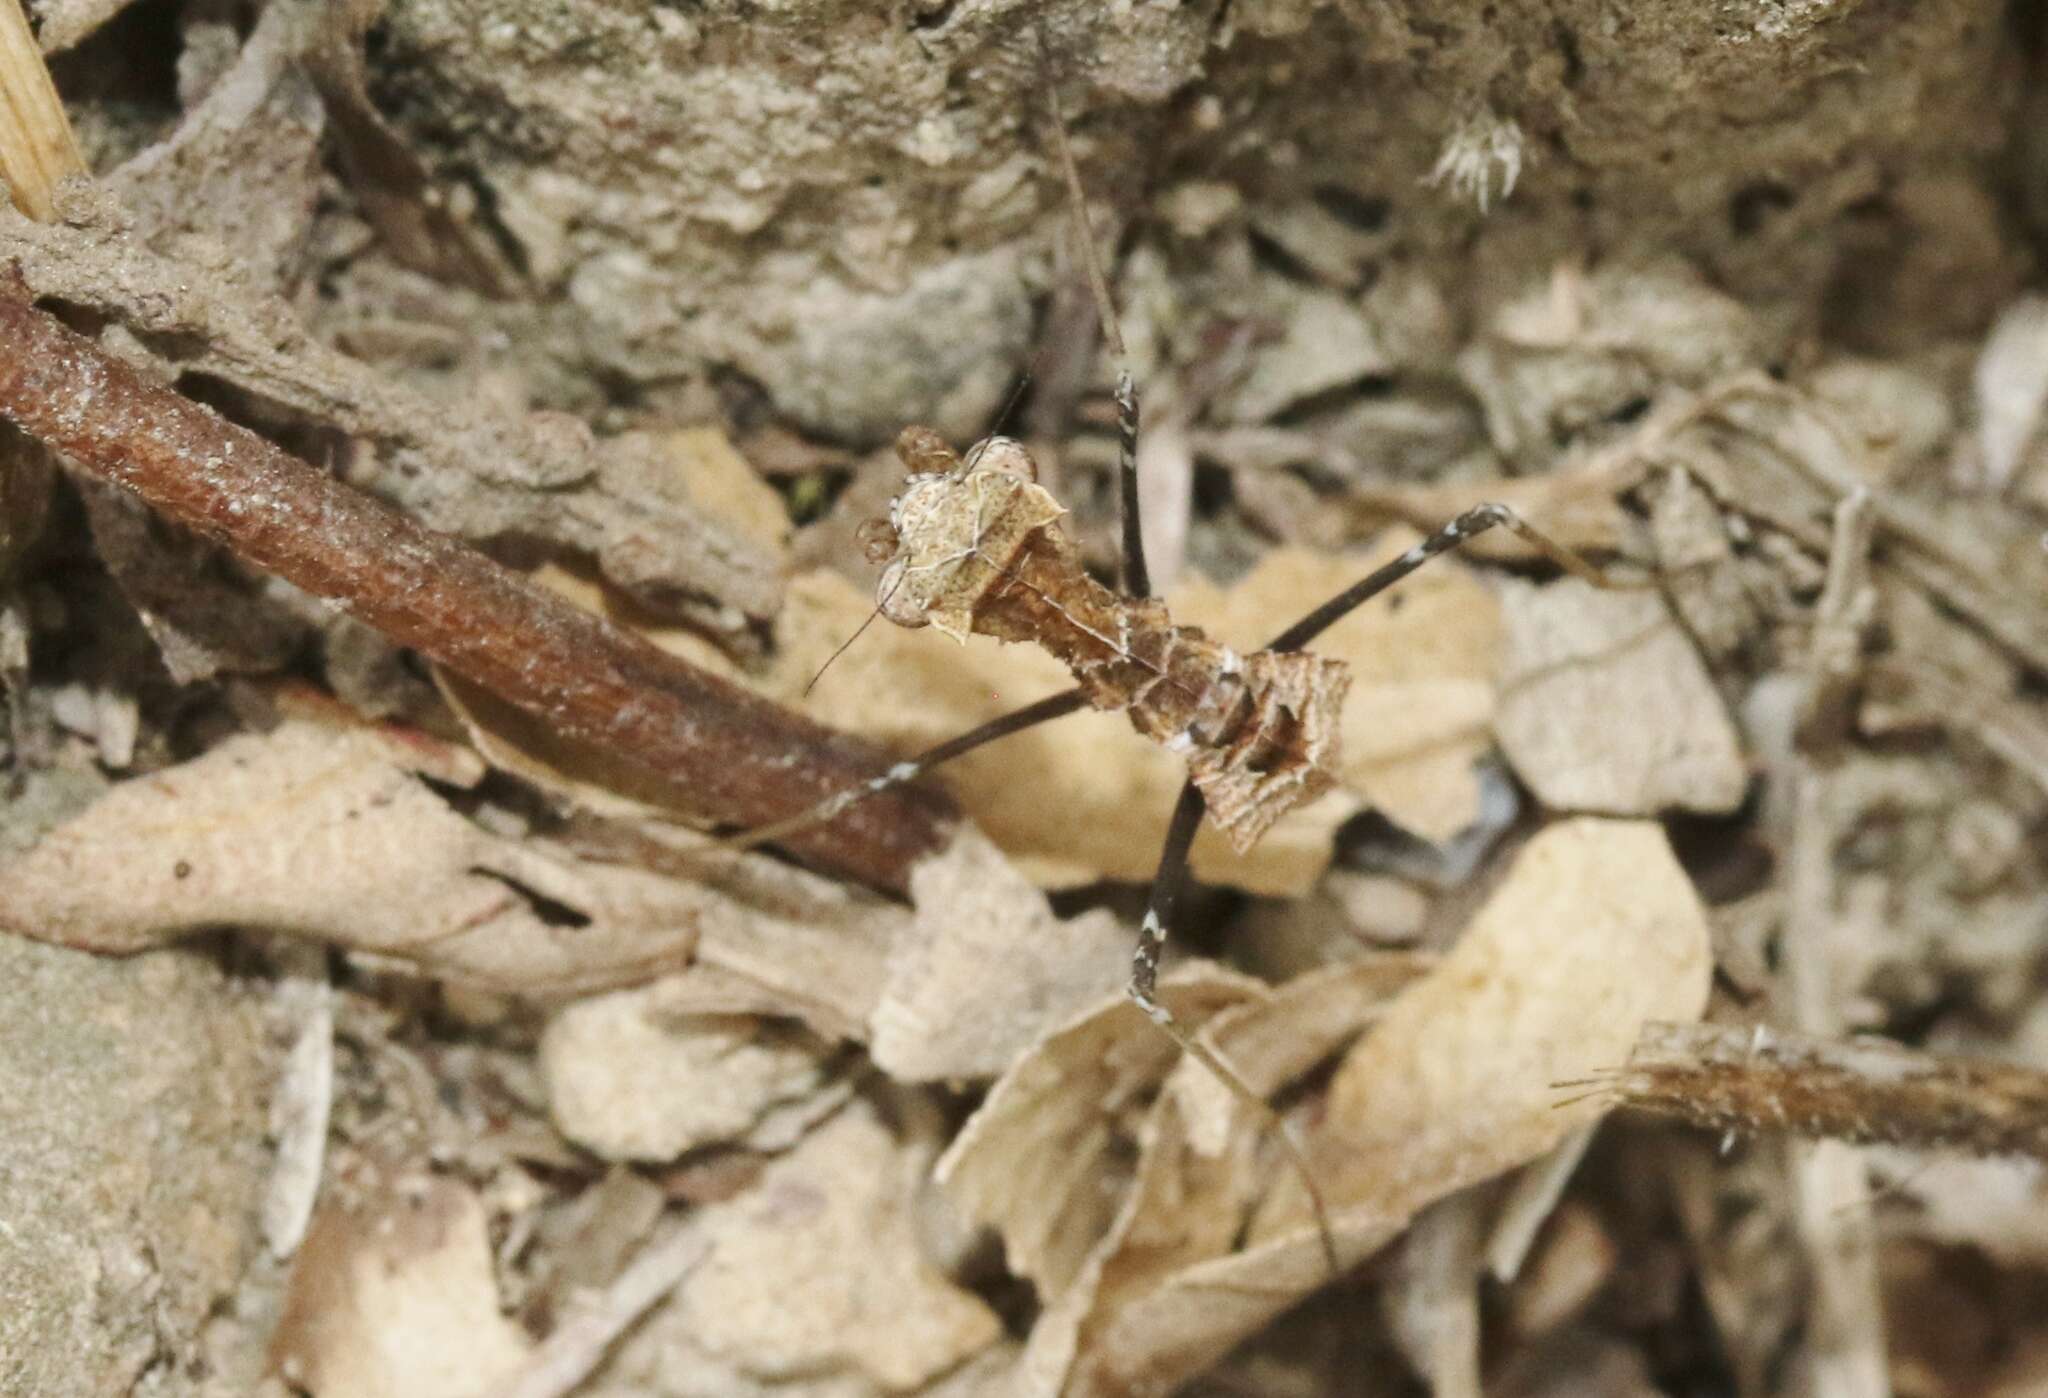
left=0, top=283, right=954, bottom=891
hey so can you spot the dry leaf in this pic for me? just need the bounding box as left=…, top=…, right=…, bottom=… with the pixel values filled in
left=1308, top=818, right=1712, bottom=1207
left=1967, top=294, right=2048, bottom=490
left=1346, top=465, right=1636, bottom=561
left=540, top=999, right=848, bottom=1162
left=7, top=691, right=911, bottom=1019
left=261, top=947, right=334, bottom=1258
left=595, top=1101, right=1000, bottom=1396
left=1025, top=818, right=1710, bottom=1397
left=991, top=958, right=1428, bottom=1397
left=870, top=828, right=1131, bottom=1081
left=270, top=1176, right=532, bottom=1398
left=588, top=429, right=788, bottom=629
left=0, top=718, right=711, bottom=991
left=1460, top=261, right=1775, bottom=469
left=1494, top=578, right=1748, bottom=816
left=660, top=426, right=793, bottom=557
left=1212, top=282, right=1394, bottom=421
left=937, top=956, right=1430, bottom=1397
left=548, top=819, right=907, bottom=1042
left=935, top=965, right=1267, bottom=1298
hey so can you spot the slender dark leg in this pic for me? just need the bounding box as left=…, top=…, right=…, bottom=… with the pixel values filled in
left=1267, top=501, right=1643, bottom=654
left=1129, top=780, right=1343, bottom=1273
left=1127, top=780, right=1205, bottom=1013
left=1048, top=63, right=1329, bottom=1264
left=1044, top=77, right=1150, bottom=601
left=1113, top=370, right=1149, bottom=598
left=721, top=686, right=1089, bottom=853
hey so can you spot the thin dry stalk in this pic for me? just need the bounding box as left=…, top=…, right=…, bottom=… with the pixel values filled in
left=1782, top=487, right=1884, bottom=1398
left=1610, top=1021, right=2048, bottom=1160
left=0, top=285, right=955, bottom=890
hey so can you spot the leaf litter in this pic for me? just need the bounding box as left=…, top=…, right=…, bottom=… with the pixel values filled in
left=10, top=9, right=2048, bottom=1397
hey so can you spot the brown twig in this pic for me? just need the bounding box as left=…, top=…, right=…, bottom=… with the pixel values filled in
left=0, top=282, right=955, bottom=891
left=1604, top=1021, right=2048, bottom=1160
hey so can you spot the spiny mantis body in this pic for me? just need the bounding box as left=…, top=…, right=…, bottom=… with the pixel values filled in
left=729, top=97, right=1643, bottom=1274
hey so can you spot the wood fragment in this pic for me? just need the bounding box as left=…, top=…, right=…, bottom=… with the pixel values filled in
left=1608, top=1021, right=2048, bottom=1160
left=0, top=287, right=953, bottom=890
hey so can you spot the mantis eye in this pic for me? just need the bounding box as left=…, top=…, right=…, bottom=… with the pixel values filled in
left=857, top=516, right=900, bottom=565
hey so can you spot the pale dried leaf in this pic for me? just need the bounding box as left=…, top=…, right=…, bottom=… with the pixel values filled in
left=934, top=965, right=1265, bottom=1298
left=269, top=1177, right=532, bottom=1398
left=1037, top=818, right=1709, bottom=1398
left=540, top=999, right=846, bottom=1162
left=501, top=1221, right=710, bottom=1398
left=1460, top=261, right=1773, bottom=468
left=0, top=718, right=716, bottom=991
left=388, top=668, right=910, bottom=1034
left=1137, top=957, right=1437, bottom=1265
left=591, top=429, right=787, bottom=627
left=1494, top=578, right=1747, bottom=816
left=596, top=1101, right=1000, bottom=1396
left=951, top=958, right=1429, bottom=1398
left=1171, top=953, right=1439, bottom=1152
left=870, top=828, right=1130, bottom=1082
left=625, top=895, right=900, bottom=1045
left=1348, top=464, right=1636, bottom=560
left=660, top=427, right=793, bottom=557
left=1209, top=282, right=1393, bottom=422
left=1310, top=818, right=1712, bottom=1205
